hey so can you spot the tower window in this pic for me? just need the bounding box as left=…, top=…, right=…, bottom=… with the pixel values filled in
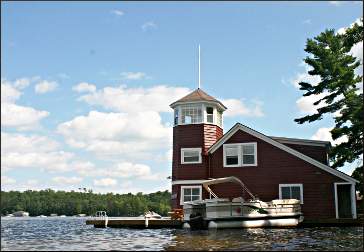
left=174, top=109, right=179, bottom=125
left=181, top=148, right=202, bottom=164
left=181, top=105, right=202, bottom=124
left=216, top=110, right=222, bottom=127
left=206, top=107, right=214, bottom=123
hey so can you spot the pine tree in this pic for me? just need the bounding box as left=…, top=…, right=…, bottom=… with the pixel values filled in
left=294, top=19, right=363, bottom=195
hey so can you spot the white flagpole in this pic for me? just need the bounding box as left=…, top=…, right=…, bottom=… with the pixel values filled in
left=198, top=44, right=201, bottom=89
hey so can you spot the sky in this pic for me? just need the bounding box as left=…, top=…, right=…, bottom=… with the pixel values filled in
left=1, top=1, right=363, bottom=194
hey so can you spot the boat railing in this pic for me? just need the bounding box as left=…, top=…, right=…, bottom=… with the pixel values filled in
left=94, top=211, right=108, bottom=227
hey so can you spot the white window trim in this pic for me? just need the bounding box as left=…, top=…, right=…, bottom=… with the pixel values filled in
left=223, top=142, right=257, bottom=167
left=223, top=143, right=241, bottom=167
left=180, top=185, right=202, bottom=205
left=181, top=148, right=202, bottom=164
left=334, top=182, right=357, bottom=219
left=279, top=184, right=304, bottom=204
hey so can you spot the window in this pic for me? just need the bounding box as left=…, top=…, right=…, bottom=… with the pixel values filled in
left=225, top=145, right=239, bottom=166
left=174, top=109, right=179, bottom=126
left=242, top=144, right=255, bottom=165
left=223, top=143, right=257, bottom=167
left=216, top=110, right=222, bottom=127
left=180, top=186, right=202, bottom=205
left=206, top=107, right=214, bottom=123
left=181, top=105, right=202, bottom=124
left=181, top=148, right=202, bottom=164
left=279, top=184, right=303, bottom=203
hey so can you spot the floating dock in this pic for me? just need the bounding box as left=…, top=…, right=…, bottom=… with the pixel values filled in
left=86, top=217, right=183, bottom=228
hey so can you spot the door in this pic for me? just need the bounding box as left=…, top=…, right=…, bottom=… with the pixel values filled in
left=337, top=184, right=352, bottom=218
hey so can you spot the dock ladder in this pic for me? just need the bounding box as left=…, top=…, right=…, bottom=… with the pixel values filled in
left=95, top=211, right=108, bottom=227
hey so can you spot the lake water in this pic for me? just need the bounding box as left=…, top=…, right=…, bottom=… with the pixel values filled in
left=1, top=217, right=363, bottom=251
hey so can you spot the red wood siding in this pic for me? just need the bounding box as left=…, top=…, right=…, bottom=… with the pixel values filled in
left=208, top=129, right=345, bottom=220
left=172, top=124, right=223, bottom=181
left=280, top=143, right=329, bottom=165
left=172, top=124, right=207, bottom=181
left=203, top=124, right=223, bottom=154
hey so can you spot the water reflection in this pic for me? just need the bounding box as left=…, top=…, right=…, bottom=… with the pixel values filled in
left=1, top=217, right=363, bottom=251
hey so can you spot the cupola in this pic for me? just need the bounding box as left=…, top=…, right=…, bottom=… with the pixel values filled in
left=170, top=88, right=226, bottom=129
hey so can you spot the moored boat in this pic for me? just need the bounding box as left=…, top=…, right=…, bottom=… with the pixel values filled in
left=183, top=176, right=304, bottom=229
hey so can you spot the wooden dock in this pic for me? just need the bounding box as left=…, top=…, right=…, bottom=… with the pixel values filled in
left=86, top=217, right=363, bottom=229
left=86, top=217, right=183, bottom=228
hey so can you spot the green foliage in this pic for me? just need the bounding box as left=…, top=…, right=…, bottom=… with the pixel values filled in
left=294, top=19, right=363, bottom=194
left=0, top=189, right=171, bottom=217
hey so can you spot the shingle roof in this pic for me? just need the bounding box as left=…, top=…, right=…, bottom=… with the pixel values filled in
left=170, top=88, right=227, bottom=109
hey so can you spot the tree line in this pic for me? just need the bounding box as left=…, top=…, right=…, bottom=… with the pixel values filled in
left=0, top=189, right=171, bottom=217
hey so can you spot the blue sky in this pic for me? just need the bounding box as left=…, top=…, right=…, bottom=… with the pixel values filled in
left=1, top=1, right=363, bottom=193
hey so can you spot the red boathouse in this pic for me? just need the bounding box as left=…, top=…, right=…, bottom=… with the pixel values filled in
left=170, top=88, right=358, bottom=220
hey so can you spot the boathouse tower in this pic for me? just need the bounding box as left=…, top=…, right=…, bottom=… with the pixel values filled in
left=169, top=88, right=227, bottom=208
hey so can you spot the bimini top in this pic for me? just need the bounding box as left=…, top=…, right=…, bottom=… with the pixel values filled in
left=202, top=176, right=255, bottom=200
left=170, top=88, right=227, bottom=110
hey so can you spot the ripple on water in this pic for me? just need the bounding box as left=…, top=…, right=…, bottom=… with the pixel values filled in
left=1, top=217, right=363, bottom=251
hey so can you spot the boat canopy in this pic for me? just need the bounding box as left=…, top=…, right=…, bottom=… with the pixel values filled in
left=202, top=176, right=255, bottom=200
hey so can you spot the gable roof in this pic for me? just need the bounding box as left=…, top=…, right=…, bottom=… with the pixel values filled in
left=170, top=88, right=227, bottom=110
left=208, top=123, right=358, bottom=184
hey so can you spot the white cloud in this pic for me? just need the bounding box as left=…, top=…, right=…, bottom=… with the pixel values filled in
left=1, top=81, right=21, bottom=103
left=311, top=127, right=348, bottom=146
left=1, top=132, right=74, bottom=172
left=1, top=176, right=16, bottom=185
left=1, top=132, right=59, bottom=153
left=73, top=160, right=164, bottom=181
left=70, top=161, right=96, bottom=176
left=120, top=72, right=148, bottom=80
left=13, top=78, right=31, bottom=89
left=52, top=176, right=83, bottom=185
left=111, top=9, right=124, bottom=16
left=34, top=80, right=58, bottom=94
left=57, top=110, right=172, bottom=159
left=290, top=62, right=321, bottom=89
left=291, top=63, right=327, bottom=114
left=77, top=85, right=190, bottom=113
left=1, top=103, right=49, bottom=130
left=221, top=99, right=264, bottom=117
left=2, top=151, right=74, bottom=172
left=1, top=79, right=50, bottom=130
left=337, top=18, right=363, bottom=35
left=296, top=92, right=327, bottom=114
left=142, top=21, right=157, bottom=31
left=93, top=178, right=118, bottom=187
left=72, top=82, right=96, bottom=93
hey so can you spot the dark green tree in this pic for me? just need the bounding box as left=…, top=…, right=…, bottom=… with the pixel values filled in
left=294, top=19, right=363, bottom=195
left=1, top=190, right=171, bottom=217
